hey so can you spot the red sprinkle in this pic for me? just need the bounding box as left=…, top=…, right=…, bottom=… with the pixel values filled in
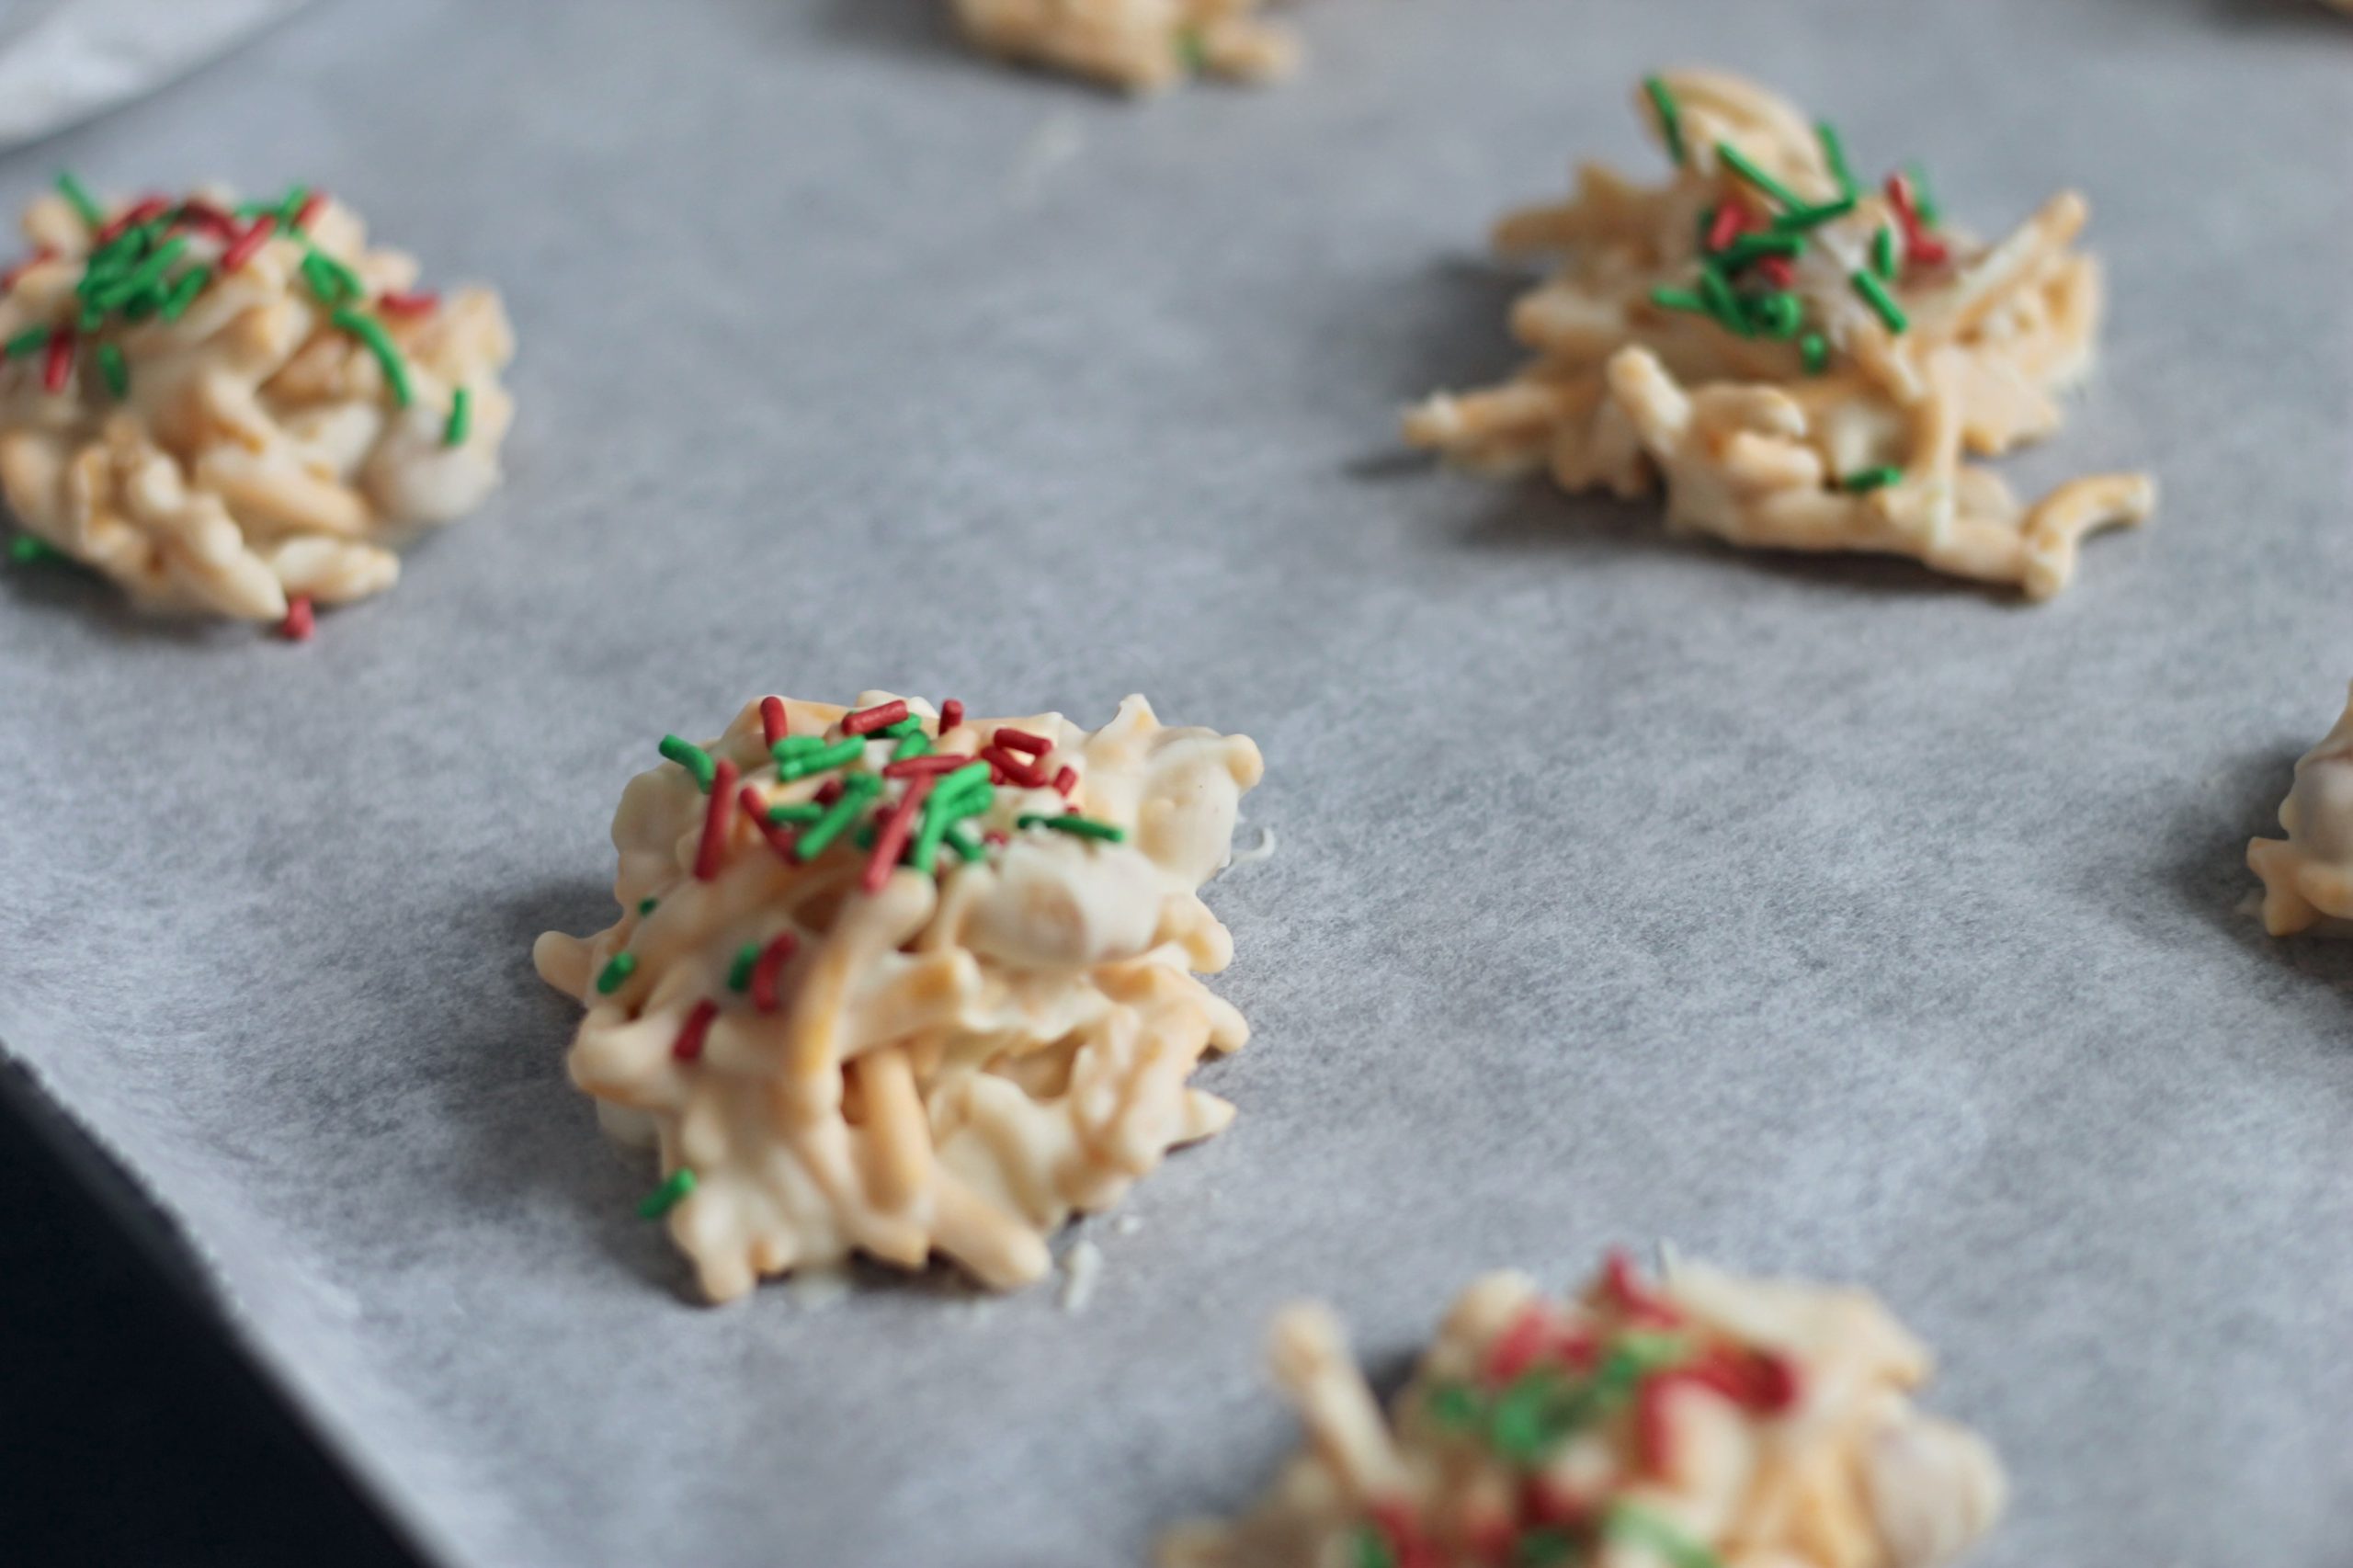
left=1885, top=174, right=1949, bottom=268
left=1367, top=1499, right=1438, bottom=1568
left=813, top=778, right=844, bottom=807
left=40, top=327, right=73, bottom=394
left=882, top=754, right=975, bottom=778
left=93, top=196, right=171, bottom=248
left=1704, top=200, right=1755, bottom=253
left=219, top=213, right=277, bottom=272
left=1634, top=1373, right=1683, bottom=1477
left=740, top=784, right=799, bottom=862
left=982, top=830, right=1008, bottom=848
left=1601, top=1249, right=1682, bottom=1326
left=671, top=999, right=719, bottom=1062
left=292, top=191, right=328, bottom=232
left=279, top=594, right=314, bottom=642
left=0, top=246, right=53, bottom=292
left=1051, top=765, right=1077, bottom=798
left=860, top=775, right=935, bottom=893
left=1747, top=1349, right=1802, bottom=1414
left=937, top=699, right=964, bottom=733
left=1755, top=256, right=1797, bottom=290
left=1520, top=1473, right=1593, bottom=1529
left=1482, top=1303, right=1553, bottom=1388
left=981, top=745, right=1047, bottom=790
left=841, top=699, right=908, bottom=736
left=749, top=932, right=800, bottom=1013
left=694, top=759, right=740, bottom=880
left=1461, top=1511, right=1518, bottom=1566
left=375, top=290, right=440, bottom=318
left=172, top=199, right=237, bottom=239
left=994, top=727, right=1051, bottom=756
left=759, top=695, right=790, bottom=746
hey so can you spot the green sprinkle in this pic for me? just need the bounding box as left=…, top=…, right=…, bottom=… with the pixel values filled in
left=96, top=343, right=127, bottom=399
left=1801, top=332, right=1829, bottom=374
left=92, top=235, right=188, bottom=311
left=1849, top=269, right=1908, bottom=334
left=1488, top=1371, right=1561, bottom=1464
left=771, top=734, right=830, bottom=756
left=1718, top=232, right=1802, bottom=268
left=1770, top=197, right=1857, bottom=233
left=878, top=715, right=922, bottom=737
left=1714, top=142, right=1805, bottom=213
left=1745, top=290, right=1803, bottom=341
left=1842, top=465, right=1904, bottom=493
left=1648, top=286, right=1710, bottom=316
left=890, top=730, right=931, bottom=763
left=727, top=942, right=760, bottom=991
left=1643, top=75, right=1687, bottom=165
left=278, top=185, right=312, bottom=227
left=595, top=952, right=638, bottom=994
left=54, top=172, right=104, bottom=229
left=328, top=306, right=412, bottom=406
left=8, top=535, right=58, bottom=565
left=1017, top=813, right=1125, bottom=843
left=5, top=326, right=49, bottom=358
left=935, top=760, right=995, bottom=797
left=308, top=247, right=363, bottom=301
left=766, top=801, right=825, bottom=825
left=1349, top=1525, right=1395, bottom=1568
left=913, top=785, right=993, bottom=873
left=1694, top=203, right=1717, bottom=250
left=76, top=301, right=102, bottom=332
left=300, top=250, right=349, bottom=305
left=1906, top=162, right=1941, bottom=225
left=636, top=897, right=659, bottom=915
left=1815, top=120, right=1859, bottom=198
left=1605, top=1504, right=1722, bottom=1568
left=944, top=822, right=986, bottom=864
left=658, top=734, right=718, bottom=791
left=638, top=1167, right=697, bottom=1221
left=794, top=776, right=881, bottom=861
left=1872, top=225, right=1900, bottom=280
left=1513, top=1530, right=1577, bottom=1568
left=1698, top=266, right=1748, bottom=336
left=851, top=822, right=877, bottom=851
left=1427, top=1381, right=1483, bottom=1430
left=444, top=385, right=471, bottom=448
left=1175, top=26, right=1209, bottom=74
left=775, top=736, right=864, bottom=780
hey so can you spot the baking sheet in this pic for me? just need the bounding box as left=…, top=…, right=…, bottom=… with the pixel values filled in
left=1, top=1, right=2348, bottom=1564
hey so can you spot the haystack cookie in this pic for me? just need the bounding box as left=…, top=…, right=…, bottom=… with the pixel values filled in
left=2247, top=683, right=2353, bottom=936
left=1404, top=71, right=2154, bottom=599
left=0, top=174, right=513, bottom=628
left=951, top=0, right=1296, bottom=92
left=533, top=692, right=1263, bottom=1301
left=1163, top=1252, right=2005, bottom=1568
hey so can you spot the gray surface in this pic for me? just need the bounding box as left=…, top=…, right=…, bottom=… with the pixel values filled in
left=1, top=1, right=2348, bottom=1564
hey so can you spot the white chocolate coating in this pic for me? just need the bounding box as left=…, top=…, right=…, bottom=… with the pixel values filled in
left=951, top=0, right=1296, bottom=92
left=1163, top=1256, right=2005, bottom=1568
left=534, top=692, right=1262, bottom=1301
left=1404, top=70, right=2154, bottom=599
left=2247, top=683, right=2353, bottom=937
left=0, top=187, right=514, bottom=620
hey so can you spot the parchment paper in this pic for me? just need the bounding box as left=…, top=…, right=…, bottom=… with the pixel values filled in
left=2, top=2, right=2348, bottom=1564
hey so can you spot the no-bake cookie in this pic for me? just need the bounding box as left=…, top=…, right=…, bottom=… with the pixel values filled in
left=534, top=692, right=1262, bottom=1301
left=1164, top=1253, right=2005, bottom=1568
left=1404, top=71, right=2154, bottom=599
left=0, top=176, right=513, bottom=623
left=2247, top=683, right=2353, bottom=937
left=952, top=0, right=1296, bottom=92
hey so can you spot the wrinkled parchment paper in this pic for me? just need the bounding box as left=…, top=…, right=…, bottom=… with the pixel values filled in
left=0, top=0, right=303, bottom=149
left=1, top=2, right=2347, bottom=1564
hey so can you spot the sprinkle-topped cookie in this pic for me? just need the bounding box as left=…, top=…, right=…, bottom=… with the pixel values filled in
left=0, top=176, right=514, bottom=623
left=1404, top=71, right=2154, bottom=599
left=533, top=692, right=1264, bottom=1301
left=951, top=0, right=1296, bottom=93
left=1163, top=1253, right=2005, bottom=1568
